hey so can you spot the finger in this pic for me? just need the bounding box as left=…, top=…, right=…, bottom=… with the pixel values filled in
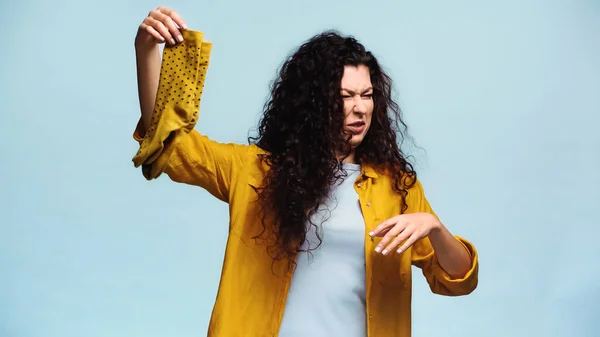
left=375, top=222, right=407, bottom=254
left=153, top=7, right=185, bottom=42
left=162, top=14, right=184, bottom=43
left=369, top=216, right=399, bottom=237
left=148, top=11, right=178, bottom=44
left=145, top=16, right=175, bottom=45
left=140, top=23, right=165, bottom=43
left=374, top=227, right=392, bottom=237
left=396, top=232, right=420, bottom=254
left=168, top=10, right=188, bottom=30
left=381, top=226, right=413, bottom=255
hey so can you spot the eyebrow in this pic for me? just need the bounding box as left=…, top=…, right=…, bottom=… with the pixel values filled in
left=341, top=87, right=373, bottom=94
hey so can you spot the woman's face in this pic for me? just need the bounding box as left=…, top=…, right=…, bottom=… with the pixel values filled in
left=340, top=65, right=374, bottom=149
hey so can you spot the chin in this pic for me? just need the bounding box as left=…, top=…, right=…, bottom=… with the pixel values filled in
left=349, top=135, right=365, bottom=148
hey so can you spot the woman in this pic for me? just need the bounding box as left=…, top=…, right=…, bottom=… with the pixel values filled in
left=132, top=6, right=478, bottom=337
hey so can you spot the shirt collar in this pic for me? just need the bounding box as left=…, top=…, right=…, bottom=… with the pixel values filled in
left=362, top=165, right=379, bottom=179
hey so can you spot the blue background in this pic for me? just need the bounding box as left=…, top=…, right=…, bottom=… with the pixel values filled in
left=1, top=0, right=599, bottom=336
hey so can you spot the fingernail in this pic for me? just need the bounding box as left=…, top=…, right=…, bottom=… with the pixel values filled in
left=170, top=38, right=176, bottom=45
left=368, top=231, right=374, bottom=237
left=375, top=246, right=381, bottom=253
left=176, top=35, right=183, bottom=43
left=382, top=249, right=388, bottom=255
left=397, top=249, right=403, bottom=254
left=182, top=24, right=188, bottom=30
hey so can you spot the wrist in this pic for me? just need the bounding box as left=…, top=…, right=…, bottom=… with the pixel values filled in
left=134, top=33, right=158, bottom=51
left=429, top=216, right=444, bottom=234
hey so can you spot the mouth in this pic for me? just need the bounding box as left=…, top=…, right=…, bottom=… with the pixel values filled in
left=346, top=121, right=366, bottom=134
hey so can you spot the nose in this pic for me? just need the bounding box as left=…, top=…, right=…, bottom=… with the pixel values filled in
left=352, top=96, right=367, bottom=115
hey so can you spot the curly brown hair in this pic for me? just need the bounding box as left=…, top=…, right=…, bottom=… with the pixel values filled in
left=248, top=30, right=416, bottom=267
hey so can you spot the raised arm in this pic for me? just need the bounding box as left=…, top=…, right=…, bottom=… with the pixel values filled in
left=134, top=6, right=187, bottom=132
left=131, top=7, right=249, bottom=203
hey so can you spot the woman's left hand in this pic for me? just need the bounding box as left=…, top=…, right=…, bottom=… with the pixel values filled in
left=368, top=212, right=442, bottom=255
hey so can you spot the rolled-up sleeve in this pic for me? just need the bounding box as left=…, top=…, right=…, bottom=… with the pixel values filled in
left=131, top=30, right=248, bottom=203
left=411, top=235, right=479, bottom=296
left=408, top=180, right=479, bottom=296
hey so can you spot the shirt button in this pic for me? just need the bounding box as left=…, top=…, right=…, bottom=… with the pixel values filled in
left=366, top=202, right=371, bottom=207
left=357, top=183, right=362, bottom=187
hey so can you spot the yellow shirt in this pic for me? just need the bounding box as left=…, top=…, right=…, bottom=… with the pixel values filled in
left=132, top=30, right=479, bottom=337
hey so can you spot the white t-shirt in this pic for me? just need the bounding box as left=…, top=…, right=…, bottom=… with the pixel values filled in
left=278, top=163, right=367, bottom=337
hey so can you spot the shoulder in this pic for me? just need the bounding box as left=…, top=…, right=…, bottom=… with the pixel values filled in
left=365, top=164, right=419, bottom=190
left=365, top=164, right=426, bottom=205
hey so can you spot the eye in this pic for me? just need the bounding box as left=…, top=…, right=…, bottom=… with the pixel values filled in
left=341, top=95, right=352, bottom=99
left=363, top=94, right=373, bottom=99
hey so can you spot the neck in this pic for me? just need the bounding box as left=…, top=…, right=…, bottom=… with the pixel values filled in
left=337, top=150, right=356, bottom=164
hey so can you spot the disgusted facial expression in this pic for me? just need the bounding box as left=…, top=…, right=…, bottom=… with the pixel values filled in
left=340, top=65, right=374, bottom=149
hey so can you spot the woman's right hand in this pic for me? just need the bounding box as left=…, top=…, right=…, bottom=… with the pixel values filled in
left=135, top=6, right=188, bottom=131
left=135, top=6, right=188, bottom=48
